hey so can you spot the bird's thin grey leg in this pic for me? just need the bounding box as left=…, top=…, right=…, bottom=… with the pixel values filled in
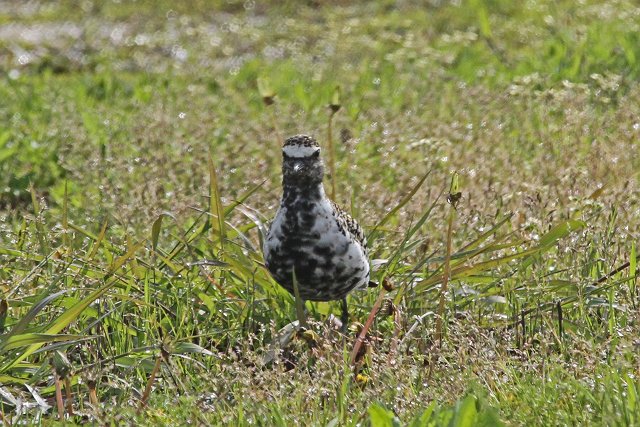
left=340, top=298, right=349, bottom=330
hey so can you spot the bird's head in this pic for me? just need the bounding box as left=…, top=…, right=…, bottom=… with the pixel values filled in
left=282, top=134, right=324, bottom=185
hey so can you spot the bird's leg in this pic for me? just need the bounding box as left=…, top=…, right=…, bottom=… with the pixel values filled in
left=292, top=270, right=308, bottom=329
left=340, top=298, right=349, bottom=331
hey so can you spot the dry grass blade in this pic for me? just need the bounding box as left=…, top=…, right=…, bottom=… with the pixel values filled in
left=54, top=374, right=64, bottom=420
left=87, top=220, right=108, bottom=261
left=350, top=287, right=386, bottom=367
left=137, top=349, right=165, bottom=413
left=326, top=85, right=341, bottom=200
left=434, top=173, right=459, bottom=345
left=64, top=377, right=73, bottom=416
left=88, top=379, right=98, bottom=408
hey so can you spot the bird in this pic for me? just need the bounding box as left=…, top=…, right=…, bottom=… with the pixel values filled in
left=263, top=134, right=372, bottom=327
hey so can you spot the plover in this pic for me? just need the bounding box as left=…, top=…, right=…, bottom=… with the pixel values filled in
left=263, top=134, right=371, bottom=325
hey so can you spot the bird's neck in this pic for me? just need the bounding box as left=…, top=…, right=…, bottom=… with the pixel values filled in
left=282, top=180, right=325, bottom=206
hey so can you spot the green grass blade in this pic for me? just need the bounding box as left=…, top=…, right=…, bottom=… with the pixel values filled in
left=2, top=333, right=93, bottom=351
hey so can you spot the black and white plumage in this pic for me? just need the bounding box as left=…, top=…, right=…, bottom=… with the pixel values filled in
left=263, top=135, right=371, bottom=322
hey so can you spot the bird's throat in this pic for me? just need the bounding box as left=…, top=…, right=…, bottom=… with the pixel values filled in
left=281, top=180, right=325, bottom=206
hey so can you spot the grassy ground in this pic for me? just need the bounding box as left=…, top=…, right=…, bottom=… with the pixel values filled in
left=1, top=0, right=640, bottom=425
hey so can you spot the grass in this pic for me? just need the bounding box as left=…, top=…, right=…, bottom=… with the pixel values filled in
left=1, top=0, right=640, bottom=425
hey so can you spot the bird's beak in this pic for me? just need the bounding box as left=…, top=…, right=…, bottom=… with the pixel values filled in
left=292, top=161, right=304, bottom=174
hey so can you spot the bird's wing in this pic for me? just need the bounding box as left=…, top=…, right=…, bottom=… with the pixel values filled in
left=330, top=200, right=368, bottom=255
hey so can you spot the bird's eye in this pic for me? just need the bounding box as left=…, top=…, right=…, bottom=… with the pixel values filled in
left=311, top=150, right=320, bottom=158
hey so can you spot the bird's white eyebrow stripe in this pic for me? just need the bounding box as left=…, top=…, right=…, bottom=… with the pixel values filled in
left=282, top=145, right=320, bottom=158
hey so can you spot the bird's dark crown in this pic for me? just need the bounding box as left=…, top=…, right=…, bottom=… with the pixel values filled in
left=282, top=134, right=321, bottom=159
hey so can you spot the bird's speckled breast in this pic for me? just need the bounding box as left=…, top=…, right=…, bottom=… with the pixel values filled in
left=263, top=188, right=370, bottom=301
